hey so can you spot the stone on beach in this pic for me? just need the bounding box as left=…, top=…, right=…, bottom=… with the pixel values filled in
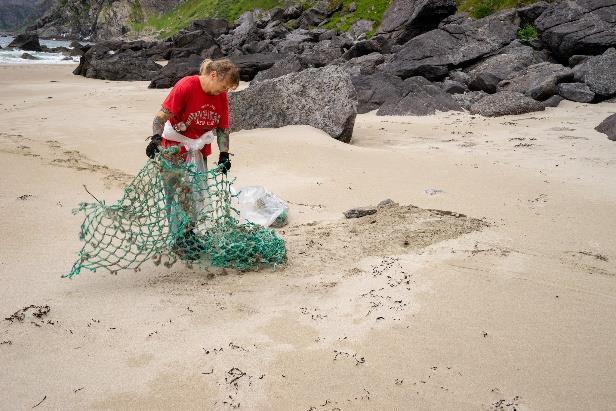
left=343, top=207, right=378, bottom=219
left=8, top=32, right=42, bottom=52
left=377, top=76, right=462, bottom=116
left=558, top=83, right=595, bottom=103
left=573, top=48, right=616, bottom=98
left=497, top=62, right=573, bottom=101
left=470, top=91, right=545, bottom=117
left=595, top=114, right=616, bottom=141
left=229, top=66, right=357, bottom=142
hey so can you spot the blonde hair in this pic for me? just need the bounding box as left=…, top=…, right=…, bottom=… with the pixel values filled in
left=200, top=58, right=240, bottom=87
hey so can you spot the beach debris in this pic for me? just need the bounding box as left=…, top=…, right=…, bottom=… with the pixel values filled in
left=343, top=206, right=377, bottom=219
left=333, top=350, right=366, bottom=366
left=424, top=188, right=444, bottom=196
left=17, top=194, right=33, bottom=200
left=5, top=305, right=50, bottom=323
left=66, top=149, right=286, bottom=277
left=32, top=395, right=47, bottom=408
left=226, top=368, right=246, bottom=385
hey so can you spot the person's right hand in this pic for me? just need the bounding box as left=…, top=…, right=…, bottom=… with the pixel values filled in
left=146, top=134, right=162, bottom=159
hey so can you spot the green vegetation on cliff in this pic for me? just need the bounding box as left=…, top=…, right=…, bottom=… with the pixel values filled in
left=135, top=0, right=288, bottom=37
left=456, top=0, right=549, bottom=19
left=133, top=0, right=547, bottom=38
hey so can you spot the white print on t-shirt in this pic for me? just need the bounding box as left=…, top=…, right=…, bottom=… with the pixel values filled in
left=185, top=103, right=221, bottom=129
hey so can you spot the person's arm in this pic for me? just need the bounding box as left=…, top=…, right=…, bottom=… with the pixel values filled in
left=215, top=127, right=230, bottom=153
left=146, top=107, right=173, bottom=159
left=153, top=107, right=173, bottom=136
left=216, top=127, right=231, bottom=173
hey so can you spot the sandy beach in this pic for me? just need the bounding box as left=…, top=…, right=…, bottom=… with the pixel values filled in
left=1, top=64, right=615, bottom=410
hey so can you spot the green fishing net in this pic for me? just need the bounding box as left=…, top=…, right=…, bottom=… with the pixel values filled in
left=65, top=147, right=286, bottom=278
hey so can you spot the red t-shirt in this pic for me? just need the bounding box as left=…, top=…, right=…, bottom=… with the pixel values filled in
left=161, top=75, right=229, bottom=157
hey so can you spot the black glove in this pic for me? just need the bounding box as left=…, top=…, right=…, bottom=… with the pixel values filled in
left=146, top=134, right=162, bottom=159
left=218, top=151, right=231, bottom=174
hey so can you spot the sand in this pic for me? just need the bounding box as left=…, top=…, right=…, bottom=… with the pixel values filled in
left=1, top=64, right=615, bottom=410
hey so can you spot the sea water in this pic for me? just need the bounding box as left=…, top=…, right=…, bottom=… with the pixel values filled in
left=0, top=36, right=84, bottom=64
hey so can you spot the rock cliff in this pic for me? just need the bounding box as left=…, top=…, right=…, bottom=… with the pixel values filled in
left=0, top=0, right=55, bottom=32
left=26, top=0, right=183, bottom=40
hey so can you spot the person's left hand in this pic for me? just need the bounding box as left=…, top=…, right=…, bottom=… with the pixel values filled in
left=218, top=152, right=231, bottom=174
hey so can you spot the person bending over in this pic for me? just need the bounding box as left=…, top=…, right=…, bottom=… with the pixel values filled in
left=146, top=58, right=240, bottom=171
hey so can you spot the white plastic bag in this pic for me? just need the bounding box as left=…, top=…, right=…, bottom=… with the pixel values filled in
left=237, top=186, right=289, bottom=228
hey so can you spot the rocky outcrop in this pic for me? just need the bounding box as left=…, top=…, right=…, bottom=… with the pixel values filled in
left=377, top=76, right=462, bottom=115
left=229, top=66, right=357, bottom=142
left=497, top=62, right=573, bottom=100
left=384, top=11, right=518, bottom=80
left=27, top=0, right=184, bottom=40
left=558, top=82, right=595, bottom=102
left=7, top=32, right=42, bottom=52
left=0, top=0, right=54, bottom=32
left=452, top=90, right=489, bottom=110
left=351, top=73, right=407, bottom=113
left=466, top=45, right=543, bottom=93
left=470, top=91, right=545, bottom=116
left=375, top=0, right=457, bottom=44
left=148, top=54, right=202, bottom=89
left=67, top=0, right=616, bottom=125
left=73, top=41, right=162, bottom=81
left=595, top=114, right=616, bottom=141
left=230, top=53, right=282, bottom=81
left=535, top=0, right=616, bottom=61
left=573, top=48, right=616, bottom=98
left=251, top=54, right=309, bottom=83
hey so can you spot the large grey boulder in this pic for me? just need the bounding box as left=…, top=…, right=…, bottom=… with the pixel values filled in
left=384, top=11, right=518, bottom=80
left=218, top=12, right=261, bottom=53
left=497, top=62, right=573, bottom=100
left=229, top=66, right=357, bottom=142
left=276, top=29, right=320, bottom=54
left=301, top=39, right=345, bottom=67
left=230, top=53, right=281, bottom=81
left=517, top=1, right=550, bottom=26
left=73, top=42, right=162, bottom=82
left=452, top=90, right=489, bottom=111
left=470, top=91, right=545, bottom=116
left=8, top=32, right=42, bottom=52
left=298, top=0, right=342, bottom=28
left=543, top=94, right=564, bottom=107
left=595, top=114, right=616, bottom=141
left=251, top=54, right=308, bottom=83
left=351, top=73, right=407, bottom=113
left=148, top=54, right=202, bottom=89
left=466, top=46, right=542, bottom=93
left=342, top=52, right=386, bottom=76
left=535, top=0, right=616, bottom=60
left=441, top=79, right=467, bottom=94
left=377, top=76, right=462, bottom=115
left=375, top=0, right=457, bottom=44
left=346, top=19, right=374, bottom=40
left=558, top=82, right=595, bottom=102
left=573, top=48, right=616, bottom=98
left=342, top=36, right=391, bottom=60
